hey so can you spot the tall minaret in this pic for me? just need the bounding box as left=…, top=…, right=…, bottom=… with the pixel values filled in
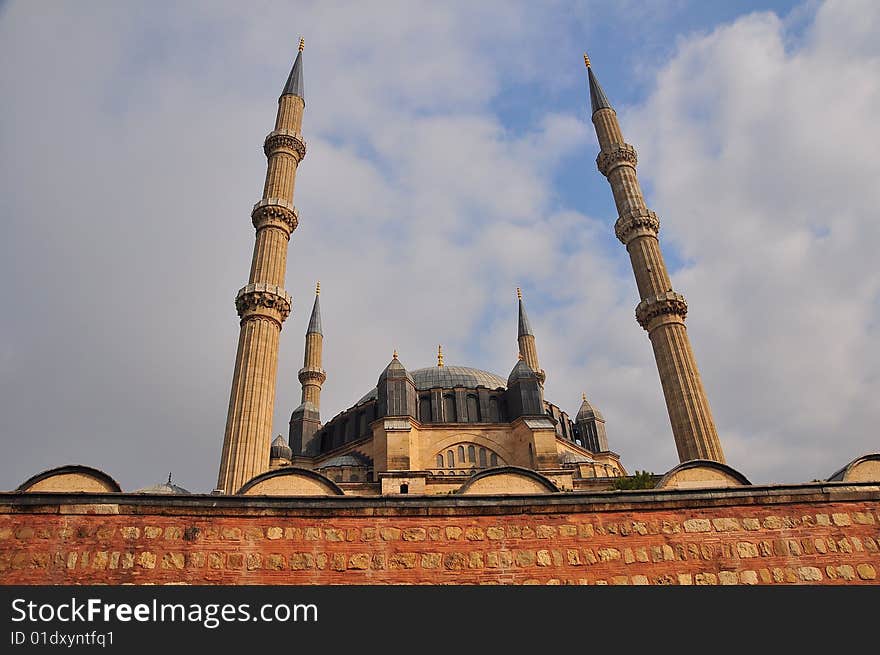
left=299, top=281, right=326, bottom=408
left=517, top=288, right=546, bottom=385
left=216, top=39, right=308, bottom=494
left=584, top=54, right=725, bottom=464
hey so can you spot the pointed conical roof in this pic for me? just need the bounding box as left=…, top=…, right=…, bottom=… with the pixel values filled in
left=282, top=44, right=304, bottom=99
left=507, top=358, right=536, bottom=385
left=307, top=288, right=322, bottom=335
left=586, top=60, right=612, bottom=115
left=577, top=393, right=605, bottom=422
left=517, top=288, right=533, bottom=337
left=379, top=351, right=414, bottom=383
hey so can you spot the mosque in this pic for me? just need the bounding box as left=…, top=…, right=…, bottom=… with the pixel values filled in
left=6, top=41, right=879, bottom=588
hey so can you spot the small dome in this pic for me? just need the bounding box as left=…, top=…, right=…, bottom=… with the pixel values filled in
left=315, top=452, right=372, bottom=469
left=559, top=451, right=594, bottom=465
left=134, top=474, right=190, bottom=495
left=507, top=358, right=536, bottom=385
left=270, top=434, right=292, bottom=460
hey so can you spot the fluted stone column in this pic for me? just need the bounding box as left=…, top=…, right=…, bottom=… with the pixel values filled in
left=585, top=55, right=724, bottom=463
left=217, top=45, right=307, bottom=494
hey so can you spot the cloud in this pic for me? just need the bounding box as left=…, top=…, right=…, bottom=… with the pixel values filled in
left=1, top=0, right=876, bottom=493
left=623, top=0, right=880, bottom=482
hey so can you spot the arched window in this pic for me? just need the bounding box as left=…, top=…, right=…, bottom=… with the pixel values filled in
left=436, top=453, right=444, bottom=468
left=467, top=445, right=476, bottom=463
left=528, top=443, right=535, bottom=467
left=490, top=452, right=498, bottom=467
left=488, top=396, right=500, bottom=422
left=479, top=448, right=487, bottom=468
left=466, top=395, right=479, bottom=422
left=447, top=450, right=455, bottom=468
left=420, top=396, right=432, bottom=423
left=358, top=412, right=367, bottom=436
left=458, top=445, right=465, bottom=463
left=444, top=394, right=456, bottom=422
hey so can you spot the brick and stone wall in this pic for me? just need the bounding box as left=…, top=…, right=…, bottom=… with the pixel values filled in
left=1, top=483, right=878, bottom=585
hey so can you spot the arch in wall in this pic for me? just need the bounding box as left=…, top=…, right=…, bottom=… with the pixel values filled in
left=456, top=466, right=559, bottom=495
left=655, top=460, right=751, bottom=490
left=17, top=465, right=122, bottom=493
left=237, top=467, right=345, bottom=496
left=429, top=432, right=517, bottom=467
left=826, top=453, right=880, bottom=483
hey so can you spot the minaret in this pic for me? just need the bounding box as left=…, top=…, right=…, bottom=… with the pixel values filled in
left=584, top=54, right=724, bottom=463
left=299, top=281, right=326, bottom=408
left=216, top=39, right=308, bottom=494
left=516, top=288, right=546, bottom=385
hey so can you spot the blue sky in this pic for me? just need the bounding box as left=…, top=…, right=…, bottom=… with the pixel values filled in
left=1, top=0, right=878, bottom=492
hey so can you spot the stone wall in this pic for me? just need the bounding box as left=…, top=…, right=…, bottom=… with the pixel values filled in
left=1, top=483, right=878, bottom=585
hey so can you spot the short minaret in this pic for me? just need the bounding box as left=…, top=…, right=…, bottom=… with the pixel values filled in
left=299, top=281, right=326, bottom=408
left=217, top=39, right=309, bottom=494
left=584, top=54, right=724, bottom=463
left=517, top=288, right=546, bottom=385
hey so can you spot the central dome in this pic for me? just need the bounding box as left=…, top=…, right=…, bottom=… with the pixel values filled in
left=410, top=366, right=507, bottom=391
left=358, top=366, right=507, bottom=404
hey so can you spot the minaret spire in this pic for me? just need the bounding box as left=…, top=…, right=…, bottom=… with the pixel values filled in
left=282, top=39, right=305, bottom=99
left=299, top=281, right=327, bottom=407
left=584, top=55, right=725, bottom=464
left=584, top=53, right=611, bottom=114
left=516, top=288, right=545, bottom=385
left=217, top=44, right=308, bottom=494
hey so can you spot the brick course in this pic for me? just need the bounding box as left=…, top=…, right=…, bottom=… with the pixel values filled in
left=1, top=486, right=878, bottom=585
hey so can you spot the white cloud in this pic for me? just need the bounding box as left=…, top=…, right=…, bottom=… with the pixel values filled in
left=1, top=0, right=875, bottom=492
left=624, top=0, right=880, bottom=482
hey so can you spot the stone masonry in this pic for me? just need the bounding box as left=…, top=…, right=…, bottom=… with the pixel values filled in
left=2, top=484, right=877, bottom=585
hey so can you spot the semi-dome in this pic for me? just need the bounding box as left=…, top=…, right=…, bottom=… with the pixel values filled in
left=360, top=365, right=507, bottom=404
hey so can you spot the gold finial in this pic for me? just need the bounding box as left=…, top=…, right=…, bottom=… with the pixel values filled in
left=584, top=53, right=591, bottom=68
left=299, top=37, right=305, bottom=52
left=393, top=349, right=398, bottom=360
left=437, top=344, right=444, bottom=368
left=315, top=280, right=320, bottom=295
left=582, top=392, right=587, bottom=402
left=516, top=287, right=522, bottom=300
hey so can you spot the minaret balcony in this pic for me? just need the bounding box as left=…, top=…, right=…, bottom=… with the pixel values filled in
left=614, top=208, right=660, bottom=245
left=263, top=129, right=307, bottom=161
left=596, top=142, right=638, bottom=176
left=635, top=291, right=689, bottom=331
left=251, top=198, right=299, bottom=235
left=235, top=282, right=292, bottom=324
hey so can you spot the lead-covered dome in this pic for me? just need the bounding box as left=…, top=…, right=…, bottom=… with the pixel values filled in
left=360, top=365, right=506, bottom=404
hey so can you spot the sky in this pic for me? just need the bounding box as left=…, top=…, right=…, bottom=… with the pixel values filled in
left=1, top=0, right=878, bottom=493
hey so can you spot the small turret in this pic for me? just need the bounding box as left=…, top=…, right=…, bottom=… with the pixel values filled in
left=377, top=351, right=417, bottom=419
left=270, top=434, right=293, bottom=467
left=505, top=357, right=544, bottom=418
left=575, top=392, right=608, bottom=452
